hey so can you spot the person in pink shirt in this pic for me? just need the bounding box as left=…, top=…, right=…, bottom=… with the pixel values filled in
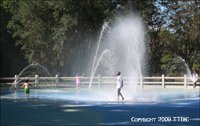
left=75, top=73, right=84, bottom=90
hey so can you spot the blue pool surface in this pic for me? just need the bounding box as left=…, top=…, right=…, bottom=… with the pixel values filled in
left=1, top=88, right=200, bottom=126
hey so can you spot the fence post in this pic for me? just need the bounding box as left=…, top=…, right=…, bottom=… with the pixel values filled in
left=162, top=74, right=165, bottom=88
left=184, top=74, right=187, bottom=88
left=14, top=75, right=18, bottom=89
left=56, top=74, right=59, bottom=88
left=140, top=74, right=143, bottom=88
left=35, top=74, right=39, bottom=88
left=98, top=74, right=101, bottom=88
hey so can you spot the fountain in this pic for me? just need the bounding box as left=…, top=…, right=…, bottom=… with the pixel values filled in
left=177, top=56, right=192, bottom=78
left=10, top=63, right=53, bottom=90
left=89, top=22, right=110, bottom=88
left=88, top=13, right=145, bottom=99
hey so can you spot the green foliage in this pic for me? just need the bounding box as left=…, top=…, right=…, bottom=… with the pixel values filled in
left=1, top=1, right=28, bottom=77
left=158, top=0, right=200, bottom=74
left=2, top=0, right=115, bottom=74
left=1, top=0, right=199, bottom=76
left=160, top=54, right=191, bottom=76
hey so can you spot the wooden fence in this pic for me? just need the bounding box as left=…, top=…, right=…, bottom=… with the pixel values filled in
left=0, top=74, right=199, bottom=88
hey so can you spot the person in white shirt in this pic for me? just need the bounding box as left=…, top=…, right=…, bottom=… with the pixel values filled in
left=116, top=71, right=124, bottom=100
left=192, top=70, right=198, bottom=88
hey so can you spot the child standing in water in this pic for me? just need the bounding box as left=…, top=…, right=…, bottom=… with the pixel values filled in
left=75, top=73, right=84, bottom=90
left=22, top=79, right=30, bottom=97
left=116, top=71, right=124, bottom=100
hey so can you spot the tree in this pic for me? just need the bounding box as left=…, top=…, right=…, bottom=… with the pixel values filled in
left=159, top=0, right=200, bottom=73
left=1, top=0, right=115, bottom=75
left=0, top=0, right=27, bottom=77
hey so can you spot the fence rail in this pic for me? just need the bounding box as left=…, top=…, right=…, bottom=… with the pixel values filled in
left=0, top=74, right=199, bottom=88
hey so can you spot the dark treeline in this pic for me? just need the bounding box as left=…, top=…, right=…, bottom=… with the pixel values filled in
left=0, top=0, right=199, bottom=77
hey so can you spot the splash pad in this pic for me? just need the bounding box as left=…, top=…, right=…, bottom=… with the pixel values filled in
left=2, top=85, right=200, bottom=103
left=1, top=14, right=199, bottom=126
left=1, top=85, right=199, bottom=125
left=3, top=13, right=199, bottom=104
